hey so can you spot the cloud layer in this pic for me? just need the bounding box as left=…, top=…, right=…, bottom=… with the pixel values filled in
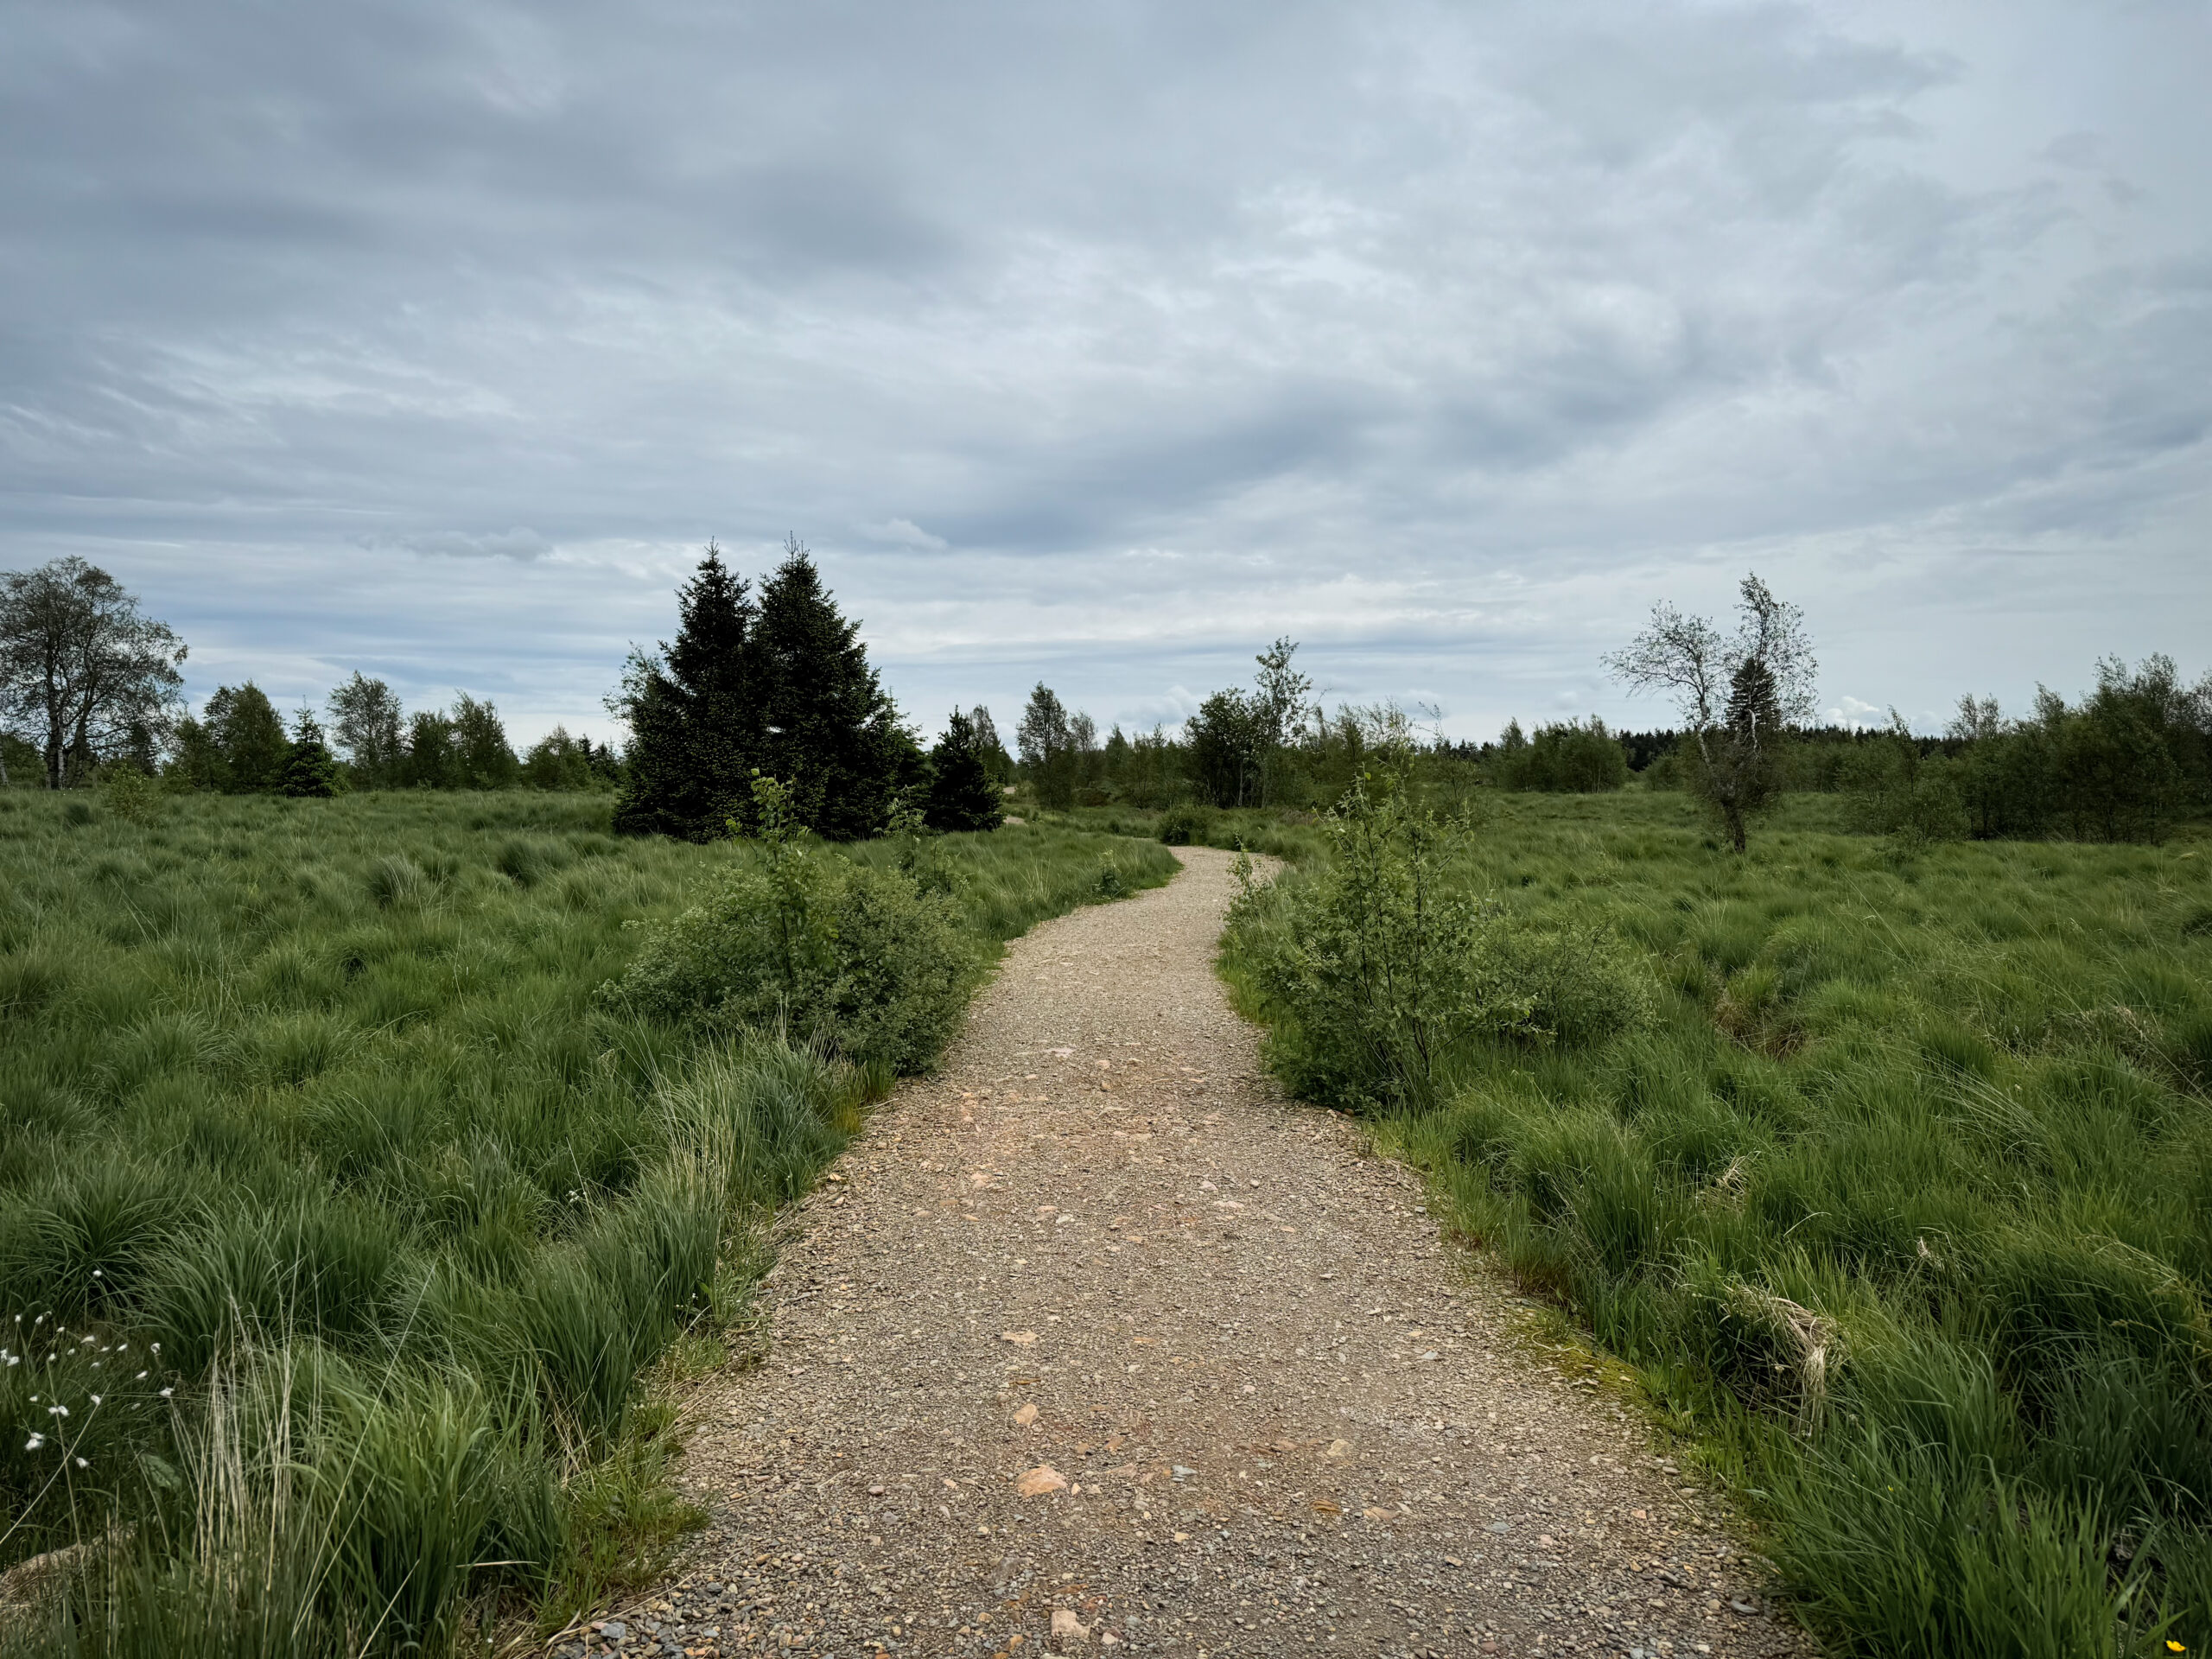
left=2, top=0, right=2205, bottom=742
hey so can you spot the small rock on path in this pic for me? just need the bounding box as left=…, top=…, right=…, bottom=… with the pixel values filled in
left=595, top=849, right=1804, bottom=1659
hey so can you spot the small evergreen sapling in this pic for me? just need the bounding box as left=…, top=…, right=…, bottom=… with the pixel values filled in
left=280, top=710, right=342, bottom=798
left=925, top=709, right=1003, bottom=832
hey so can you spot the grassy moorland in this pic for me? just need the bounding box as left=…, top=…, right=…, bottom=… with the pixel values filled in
left=0, top=788, right=1173, bottom=1654
left=1223, top=786, right=2212, bottom=1657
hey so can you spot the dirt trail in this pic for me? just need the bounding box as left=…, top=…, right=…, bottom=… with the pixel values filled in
left=593, top=849, right=1802, bottom=1659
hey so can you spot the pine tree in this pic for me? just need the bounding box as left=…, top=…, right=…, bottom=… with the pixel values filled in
left=925, top=709, right=1004, bottom=832
left=613, top=543, right=763, bottom=839
left=613, top=538, right=906, bottom=841
left=753, top=539, right=904, bottom=841
left=280, top=710, right=342, bottom=798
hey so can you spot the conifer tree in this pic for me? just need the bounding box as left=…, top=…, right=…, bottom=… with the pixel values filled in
left=613, top=542, right=762, bottom=839
left=925, top=709, right=1004, bottom=832
left=280, top=710, right=341, bottom=798
left=753, top=538, right=905, bottom=840
left=613, top=537, right=905, bottom=841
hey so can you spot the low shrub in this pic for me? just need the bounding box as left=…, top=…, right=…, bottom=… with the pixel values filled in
left=1155, top=803, right=1212, bottom=845
left=1224, top=775, right=1649, bottom=1109
left=603, top=779, right=969, bottom=1073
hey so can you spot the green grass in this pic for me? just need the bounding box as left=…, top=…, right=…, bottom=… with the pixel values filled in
left=1223, top=789, right=2212, bottom=1656
left=0, top=789, right=1174, bottom=1653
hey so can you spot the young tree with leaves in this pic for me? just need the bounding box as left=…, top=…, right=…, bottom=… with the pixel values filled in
left=450, top=694, right=520, bottom=789
left=1017, top=683, right=1075, bottom=811
left=523, top=725, right=604, bottom=790
left=401, top=709, right=459, bottom=789
left=1605, top=574, right=1815, bottom=852
left=188, top=683, right=290, bottom=792
left=968, top=705, right=1014, bottom=785
left=1186, top=688, right=1262, bottom=808
left=0, top=557, right=186, bottom=788
left=1251, top=636, right=1313, bottom=805
left=326, top=672, right=404, bottom=788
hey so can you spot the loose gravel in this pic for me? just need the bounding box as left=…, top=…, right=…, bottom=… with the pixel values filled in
left=569, top=848, right=1806, bottom=1659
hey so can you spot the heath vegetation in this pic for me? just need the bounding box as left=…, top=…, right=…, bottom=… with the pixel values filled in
left=8, top=547, right=2211, bottom=1656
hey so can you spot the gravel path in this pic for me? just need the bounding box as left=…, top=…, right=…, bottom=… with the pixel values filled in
left=581, top=849, right=1805, bottom=1659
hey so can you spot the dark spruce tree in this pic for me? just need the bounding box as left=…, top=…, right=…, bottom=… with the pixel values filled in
left=279, top=710, right=341, bottom=798
left=754, top=538, right=906, bottom=840
left=614, top=537, right=907, bottom=842
left=613, top=543, right=764, bottom=840
left=925, top=709, right=1004, bottom=832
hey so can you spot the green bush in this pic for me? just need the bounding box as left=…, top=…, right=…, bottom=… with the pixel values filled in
left=604, top=779, right=969, bottom=1072
left=1224, top=775, right=1649, bottom=1109
left=1493, top=716, right=1630, bottom=793
left=1839, top=728, right=1968, bottom=844
left=1155, top=802, right=1213, bottom=845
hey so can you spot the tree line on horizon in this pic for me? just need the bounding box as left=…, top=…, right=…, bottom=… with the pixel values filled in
left=3, top=551, right=2206, bottom=846
left=0, top=555, right=620, bottom=797
left=1007, top=576, right=2210, bottom=849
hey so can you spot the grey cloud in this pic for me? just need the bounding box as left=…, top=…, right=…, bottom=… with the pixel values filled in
left=384, top=527, right=554, bottom=562
left=0, top=0, right=2203, bottom=746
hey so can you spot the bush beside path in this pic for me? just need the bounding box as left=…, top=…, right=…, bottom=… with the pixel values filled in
left=610, top=849, right=1802, bottom=1659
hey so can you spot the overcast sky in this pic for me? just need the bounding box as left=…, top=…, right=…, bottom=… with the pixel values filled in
left=3, top=1, right=2205, bottom=747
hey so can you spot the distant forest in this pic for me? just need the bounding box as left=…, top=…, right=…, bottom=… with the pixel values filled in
left=3, top=550, right=2206, bottom=844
